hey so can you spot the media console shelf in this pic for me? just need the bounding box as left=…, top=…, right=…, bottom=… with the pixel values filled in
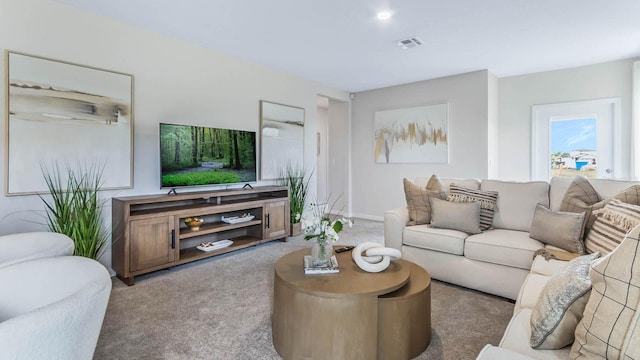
left=112, top=186, right=290, bottom=285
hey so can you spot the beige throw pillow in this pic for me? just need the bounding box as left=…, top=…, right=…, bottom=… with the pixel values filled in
left=447, top=184, right=498, bottom=230
left=529, top=253, right=600, bottom=349
left=403, top=178, right=445, bottom=225
left=584, top=199, right=640, bottom=255
left=559, top=176, right=605, bottom=238
left=429, top=197, right=481, bottom=234
left=571, top=224, right=640, bottom=359
left=529, top=204, right=586, bottom=253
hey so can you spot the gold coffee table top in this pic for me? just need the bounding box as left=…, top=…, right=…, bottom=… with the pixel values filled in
left=273, top=246, right=411, bottom=299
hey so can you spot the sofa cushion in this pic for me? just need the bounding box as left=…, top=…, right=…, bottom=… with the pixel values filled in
left=403, top=225, right=466, bottom=255
left=584, top=199, right=640, bottom=255
left=464, top=229, right=543, bottom=269
left=447, top=184, right=498, bottom=230
left=529, top=204, right=586, bottom=253
left=481, top=180, right=550, bottom=231
left=529, top=253, right=600, bottom=350
left=429, top=197, right=482, bottom=234
left=515, top=273, right=550, bottom=312
left=500, top=309, right=571, bottom=360
left=475, top=345, right=536, bottom=360
left=403, top=178, right=446, bottom=225
left=530, top=253, right=571, bottom=277
left=571, top=224, right=640, bottom=359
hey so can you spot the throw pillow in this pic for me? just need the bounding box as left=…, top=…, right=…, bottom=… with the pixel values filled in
left=425, top=174, right=445, bottom=192
left=559, top=176, right=605, bottom=237
left=429, top=197, right=481, bottom=234
left=403, top=178, right=446, bottom=225
left=571, top=224, right=640, bottom=359
left=529, top=204, right=586, bottom=253
left=584, top=199, right=640, bottom=255
left=447, top=184, right=498, bottom=230
left=529, top=252, right=600, bottom=349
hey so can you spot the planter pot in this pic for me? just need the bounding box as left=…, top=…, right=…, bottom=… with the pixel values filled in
left=290, top=222, right=302, bottom=236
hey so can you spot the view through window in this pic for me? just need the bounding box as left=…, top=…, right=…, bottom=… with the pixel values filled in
left=550, top=117, right=597, bottom=179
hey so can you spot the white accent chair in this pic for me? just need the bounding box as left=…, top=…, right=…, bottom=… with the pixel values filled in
left=0, top=232, right=112, bottom=360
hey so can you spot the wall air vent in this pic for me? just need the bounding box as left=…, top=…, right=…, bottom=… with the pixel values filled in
left=395, top=36, right=423, bottom=50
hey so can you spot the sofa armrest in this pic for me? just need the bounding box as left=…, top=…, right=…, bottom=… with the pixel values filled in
left=384, top=207, right=409, bottom=250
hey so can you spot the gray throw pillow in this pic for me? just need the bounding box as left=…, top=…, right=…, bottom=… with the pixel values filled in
left=529, top=204, right=586, bottom=254
left=530, top=252, right=600, bottom=349
left=429, top=197, right=481, bottom=234
left=447, top=184, right=498, bottom=230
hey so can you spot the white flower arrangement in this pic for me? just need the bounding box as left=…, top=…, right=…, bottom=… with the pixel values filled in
left=302, top=202, right=353, bottom=243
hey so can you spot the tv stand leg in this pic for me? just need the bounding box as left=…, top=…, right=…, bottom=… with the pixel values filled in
left=167, top=188, right=178, bottom=195
left=243, top=183, right=254, bottom=190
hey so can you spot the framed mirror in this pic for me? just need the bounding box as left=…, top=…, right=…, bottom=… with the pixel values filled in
left=259, top=101, right=305, bottom=180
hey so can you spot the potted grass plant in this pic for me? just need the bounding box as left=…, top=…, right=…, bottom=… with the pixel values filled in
left=39, top=162, right=110, bottom=260
left=278, top=164, right=311, bottom=236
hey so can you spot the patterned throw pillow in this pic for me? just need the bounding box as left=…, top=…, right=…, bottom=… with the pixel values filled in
left=530, top=253, right=600, bottom=349
left=571, top=224, right=640, bottom=359
left=447, top=184, right=498, bottom=230
left=559, top=176, right=605, bottom=236
left=584, top=199, right=640, bottom=255
left=403, top=178, right=445, bottom=225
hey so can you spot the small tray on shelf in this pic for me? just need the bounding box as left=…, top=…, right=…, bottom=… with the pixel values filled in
left=303, top=255, right=339, bottom=274
left=221, top=214, right=255, bottom=224
left=196, top=239, right=233, bottom=252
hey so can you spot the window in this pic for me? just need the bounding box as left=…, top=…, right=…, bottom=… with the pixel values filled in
left=550, top=117, right=598, bottom=179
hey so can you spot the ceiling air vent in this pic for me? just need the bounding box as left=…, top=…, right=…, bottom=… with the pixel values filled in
left=395, top=36, right=423, bottom=50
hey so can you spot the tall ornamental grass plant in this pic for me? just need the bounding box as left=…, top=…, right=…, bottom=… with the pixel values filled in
left=39, top=162, right=109, bottom=260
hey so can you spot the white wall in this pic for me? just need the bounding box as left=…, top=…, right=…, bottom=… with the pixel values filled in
left=498, top=58, right=636, bottom=180
left=351, top=70, right=491, bottom=220
left=487, top=72, right=499, bottom=178
left=0, top=0, right=349, bottom=270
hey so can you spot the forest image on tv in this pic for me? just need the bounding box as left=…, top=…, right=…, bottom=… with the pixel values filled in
left=160, top=123, right=257, bottom=188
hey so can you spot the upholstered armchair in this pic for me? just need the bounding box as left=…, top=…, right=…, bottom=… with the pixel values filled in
left=0, top=231, right=74, bottom=268
left=0, top=256, right=112, bottom=359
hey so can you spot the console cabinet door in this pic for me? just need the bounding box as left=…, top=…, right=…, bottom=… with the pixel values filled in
left=264, top=200, right=288, bottom=240
left=130, top=216, right=176, bottom=272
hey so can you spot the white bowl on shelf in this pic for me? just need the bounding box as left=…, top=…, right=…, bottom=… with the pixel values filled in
left=221, top=214, right=255, bottom=224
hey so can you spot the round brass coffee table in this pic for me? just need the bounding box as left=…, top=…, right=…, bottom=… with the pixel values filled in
left=272, top=247, right=431, bottom=360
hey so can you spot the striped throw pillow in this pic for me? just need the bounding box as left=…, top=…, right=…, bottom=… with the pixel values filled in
left=584, top=199, right=640, bottom=254
left=447, top=184, right=498, bottom=230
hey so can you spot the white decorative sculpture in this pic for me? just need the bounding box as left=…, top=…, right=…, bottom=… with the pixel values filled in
left=352, top=242, right=402, bottom=273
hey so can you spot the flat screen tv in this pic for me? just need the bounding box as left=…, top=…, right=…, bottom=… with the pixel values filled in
left=159, top=123, right=257, bottom=189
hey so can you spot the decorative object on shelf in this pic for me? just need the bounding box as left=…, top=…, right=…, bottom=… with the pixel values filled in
left=302, top=201, right=353, bottom=267
left=352, top=242, right=402, bottom=273
left=39, top=162, right=110, bottom=260
left=196, top=240, right=233, bottom=252
left=277, top=163, right=311, bottom=236
left=259, top=101, right=305, bottom=180
left=221, top=213, right=255, bottom=224
left=184, top=217, right=204, bottom=231
left=303, top=255, right=339, bottom=274
left=6, top=51, right=133, bottom=195
left=374, top=103, right=448, bottom=164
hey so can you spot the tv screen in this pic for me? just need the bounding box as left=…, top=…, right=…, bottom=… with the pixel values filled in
left=159, top=123, right=257, bottom=188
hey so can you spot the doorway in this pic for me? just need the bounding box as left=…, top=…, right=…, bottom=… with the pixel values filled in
left=316, top=95, right=350, bottom=214
left=531, top=98, right=621, bottom=180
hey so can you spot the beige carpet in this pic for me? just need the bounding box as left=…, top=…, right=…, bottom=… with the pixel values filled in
left=95, top=220, right=514, bottom=359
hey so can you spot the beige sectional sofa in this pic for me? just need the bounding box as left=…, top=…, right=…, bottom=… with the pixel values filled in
left=385, top=176, right=640, bottom=359
left=384, top=176, right=637, bottom=300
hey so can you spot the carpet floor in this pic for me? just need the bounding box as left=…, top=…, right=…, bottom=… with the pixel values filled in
left=95, top=220, right=514, bottom=359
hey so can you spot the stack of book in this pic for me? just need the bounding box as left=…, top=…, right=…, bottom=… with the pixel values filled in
left=303, top=255, right=339, bottom=274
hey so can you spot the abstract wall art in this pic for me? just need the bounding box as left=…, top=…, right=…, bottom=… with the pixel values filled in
left=259, top=100, right=304, bottom=180
left=374, top=103, right=448, bottom=164
left=5, top=51, right=134, bottom=195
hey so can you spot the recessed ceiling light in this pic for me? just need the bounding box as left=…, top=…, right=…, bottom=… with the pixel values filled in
left=376, top=11, right=393, bottom=20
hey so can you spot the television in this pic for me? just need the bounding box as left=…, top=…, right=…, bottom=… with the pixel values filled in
left=159, top=123, right=257, bottom=189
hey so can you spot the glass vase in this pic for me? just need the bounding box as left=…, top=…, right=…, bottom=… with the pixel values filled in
left=311, top=237, right=333, bottom=267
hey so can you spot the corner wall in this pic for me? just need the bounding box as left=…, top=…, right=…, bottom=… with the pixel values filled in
left=350, top=70, right=491, bottom=220
left=0, top=0, right=349, bottom=270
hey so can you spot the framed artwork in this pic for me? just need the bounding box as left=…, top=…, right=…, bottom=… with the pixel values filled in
left=5, top=51, right=134, bottom=195
left=259, top=100, right=304, bottom=180
left=374, top=103, right=448, bottom=163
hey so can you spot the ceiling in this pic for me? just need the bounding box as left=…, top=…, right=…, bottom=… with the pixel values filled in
left=53, top=0, right=640, bottom=92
